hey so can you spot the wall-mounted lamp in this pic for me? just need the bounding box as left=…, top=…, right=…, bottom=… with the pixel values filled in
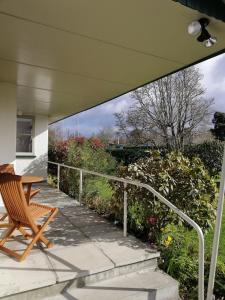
left=188, top=18, right=217, bottom=47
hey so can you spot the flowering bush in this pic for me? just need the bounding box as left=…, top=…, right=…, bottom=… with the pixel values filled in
left=48, top=140, right=69, bottom=163
left=112, top=151, right=217, bottom=241
left=48, top=136, right=117, bottom=204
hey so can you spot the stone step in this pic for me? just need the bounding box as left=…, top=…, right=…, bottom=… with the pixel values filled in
left=1, top=255, right=159, bottom=300
left=44, top=269, right=180, bottom=300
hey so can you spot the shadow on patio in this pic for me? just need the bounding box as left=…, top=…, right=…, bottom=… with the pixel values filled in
left=0, top=183, right=159, bottom=299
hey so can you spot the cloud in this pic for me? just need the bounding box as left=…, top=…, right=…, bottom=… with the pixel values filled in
left=198, top=53, right=225, bottom=112
left=56, top=93, right=134, bottom=136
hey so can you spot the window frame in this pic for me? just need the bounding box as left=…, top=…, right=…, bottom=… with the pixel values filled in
left=16, top=115, right=35, bottom=157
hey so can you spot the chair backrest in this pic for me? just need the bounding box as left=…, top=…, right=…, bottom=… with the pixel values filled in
left=0, top=173, right=31, bottom=224
left=0, top=164, right=15, bottom=175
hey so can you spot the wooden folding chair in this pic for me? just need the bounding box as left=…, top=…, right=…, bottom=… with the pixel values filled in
left=0, top=164, right=40, bottom=221
left=0, top=173, right=58, bottom=262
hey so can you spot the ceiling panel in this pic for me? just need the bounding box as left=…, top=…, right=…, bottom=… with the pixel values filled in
left=0, top=0, right=224, bottom=123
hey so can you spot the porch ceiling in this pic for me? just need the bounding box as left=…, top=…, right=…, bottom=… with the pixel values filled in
left=0, top=0, right=225, bottom=123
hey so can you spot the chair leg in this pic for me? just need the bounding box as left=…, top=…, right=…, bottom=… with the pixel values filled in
left=0, top=209, right=57, bottom=262
left=17, top=225, right=32, bottom=240
left=0, top=213, right=8, bottom=221
left=0, top=225, right=17, bottom=246
left=19, top=209, right=57, bottom=261
left=35, top=224, right=52, bottom=248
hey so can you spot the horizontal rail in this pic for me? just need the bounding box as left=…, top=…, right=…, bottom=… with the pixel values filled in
left=48, top=160, right=205, bottom=300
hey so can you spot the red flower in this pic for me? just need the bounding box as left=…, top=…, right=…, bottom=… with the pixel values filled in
left=74, top=136, right=85, bottom=145
left=148, top=216, right=157, bottom=225
left=90, top=137, right=104, bottom=149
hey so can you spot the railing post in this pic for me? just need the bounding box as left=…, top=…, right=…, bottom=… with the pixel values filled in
left=57, top=164, right=60, bottom=190
left=198, top=230, right=205, bottom=300
left=123, top=182, right=127, bottom=237
left=207, top=145, right=225, bottom=300
left=79, top=169, right=83, bottom=205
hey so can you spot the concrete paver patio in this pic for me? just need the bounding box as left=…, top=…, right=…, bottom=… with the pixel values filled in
left=0, top=184, right=159, bottom=299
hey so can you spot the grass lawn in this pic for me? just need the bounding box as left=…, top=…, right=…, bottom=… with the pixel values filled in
left=205, top=204, right=225, bottom=263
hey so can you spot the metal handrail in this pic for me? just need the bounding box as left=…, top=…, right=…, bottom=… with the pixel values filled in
left=48, top=160, right=205, bottom=300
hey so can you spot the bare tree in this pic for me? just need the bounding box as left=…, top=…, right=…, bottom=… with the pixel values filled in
left=115, top=67, right=214, bottom=150
left=97, top=127, right=117, bottom=144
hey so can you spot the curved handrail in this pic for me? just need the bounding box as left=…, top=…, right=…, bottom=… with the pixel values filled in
left=48, top=160, right=205, bottom=300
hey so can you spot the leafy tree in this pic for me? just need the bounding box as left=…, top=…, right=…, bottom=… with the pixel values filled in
left=115, top=67, right=213, bottom=150
left=211, top=111, right=225, bottom=141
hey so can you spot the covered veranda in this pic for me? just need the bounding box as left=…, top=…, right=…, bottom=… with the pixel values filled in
left=0, top=1, right=225, bottom=299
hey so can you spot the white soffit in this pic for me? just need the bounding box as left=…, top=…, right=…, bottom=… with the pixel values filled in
left=0, top=0, right=224, bottom=123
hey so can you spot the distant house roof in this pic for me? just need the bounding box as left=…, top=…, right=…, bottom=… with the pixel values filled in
left=174, top=0, right=225, bottom=22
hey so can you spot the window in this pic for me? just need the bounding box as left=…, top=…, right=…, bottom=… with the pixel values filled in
left=16, top=117, right=33, bottom=154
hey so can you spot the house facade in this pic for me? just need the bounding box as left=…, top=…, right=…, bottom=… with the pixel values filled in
left=0, top=83, right=48, bottom=177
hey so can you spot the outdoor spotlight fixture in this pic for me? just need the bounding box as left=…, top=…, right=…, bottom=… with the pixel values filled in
left=188, top=18, right=217, bottom=47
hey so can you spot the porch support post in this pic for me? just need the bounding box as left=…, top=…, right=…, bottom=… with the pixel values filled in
left=207, top=143, right=225, bottom=300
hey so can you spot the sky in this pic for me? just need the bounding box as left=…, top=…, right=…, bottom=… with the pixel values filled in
left=50, top=53, right=225, bottom=137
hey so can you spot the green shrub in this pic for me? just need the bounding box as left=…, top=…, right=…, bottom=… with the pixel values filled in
left=159, top=224, right=225, bottom=300
left=66, top=137, right=116, bottom=172
left=108, top=141, right=224, bottom=178
left=48, top=136, right=117, bottom=199
left=85, top=177, right=114, bottom=215
left=159, top=224, right=199, bottom=299
left=48, top=140, right=69, bottom=163
left=65, top=137, right=117, bottom=198
left=213, top=260, right=225, bottom=299
left=113, top=151, right=217, bottom=239
left=184, top=141, right=224, bottom=177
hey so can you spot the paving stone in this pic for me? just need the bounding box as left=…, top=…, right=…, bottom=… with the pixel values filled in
left=45, top=243, right=114, bottom=282
left=0, top=183, right=161, bottom=298
left=0, top=250, right=56, bottom=298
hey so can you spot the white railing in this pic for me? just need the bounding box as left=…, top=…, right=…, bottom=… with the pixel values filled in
left=48, top=160, right=205, bottom=300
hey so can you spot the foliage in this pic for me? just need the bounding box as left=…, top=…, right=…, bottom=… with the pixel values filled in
left=159, top=224, right=199, bottom=299
left=48, top=136, right=117, bottom=203
left=48, top=140, right=69, bottom=163
left=127, top=200, right=150, bottom=238
left=85, top=178, right=114, bottom=215
left=108, top=141, right=224, bottom=178
left=66, top=137, right=116, bottom=173
left=107, top=146, right=153, bottom=165
left=113, top=151, right=217, bottom=238
left=184, top=141, right=224, bottom=177
left=159, top=224, right=225, bottom=300
left=115, top=67, right=213, bottom=149
left=211, top=111, right=225, bottom=141
left=205, top=208, right=225, bottom=267
left=47, top=173, right=57, bottom=187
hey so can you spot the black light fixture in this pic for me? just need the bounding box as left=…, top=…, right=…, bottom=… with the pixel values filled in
left=188, top=18, right=217, bottom=47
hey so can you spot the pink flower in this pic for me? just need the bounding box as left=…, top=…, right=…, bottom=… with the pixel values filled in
left=148, top=216, right=157, bottom=225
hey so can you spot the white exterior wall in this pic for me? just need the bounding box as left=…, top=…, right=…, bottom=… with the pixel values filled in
left=0, top=83, right=17, bottom=164
left=0, top=85, right=48, bottom=211
left=15, top=115, right=48, bottom=178
left=0, top=83, right=17, bottom=210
